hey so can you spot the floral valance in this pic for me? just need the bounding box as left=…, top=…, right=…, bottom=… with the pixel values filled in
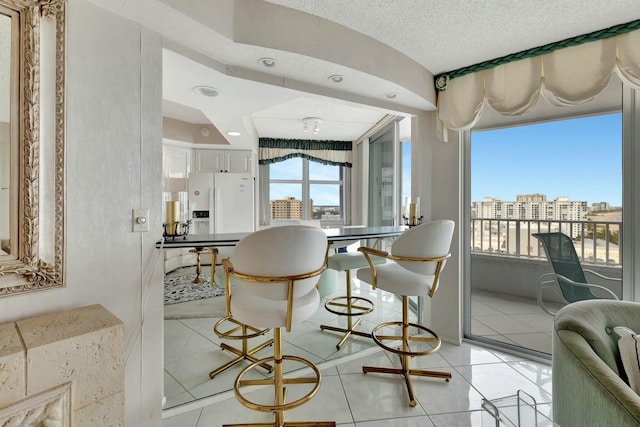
left=436, top=24, right=640, bottom=141
left=258, top=138, right=352, bottom=167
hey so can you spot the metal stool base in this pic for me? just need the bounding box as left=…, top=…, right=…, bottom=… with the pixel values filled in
left=210, top=316, right=273, bottom=379
left=320, top=270, right=375, bottom=350
left=227, top=328, right=336, bottom=427
left=362, top=296, right=451, bottom=407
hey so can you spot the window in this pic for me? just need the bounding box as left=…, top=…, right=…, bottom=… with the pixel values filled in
left=269, top=158, right=347, bottom=226
left=467, top=110, right=623, bottom=356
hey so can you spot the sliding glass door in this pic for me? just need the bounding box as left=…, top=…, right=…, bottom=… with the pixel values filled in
left=368, top=123, right=399, bottom=226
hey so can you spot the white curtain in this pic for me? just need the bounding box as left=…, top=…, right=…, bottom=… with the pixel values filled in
left=437, top=29, right=640, bottom=140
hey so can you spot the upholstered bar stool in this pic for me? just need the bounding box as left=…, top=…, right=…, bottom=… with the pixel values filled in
left=356, top=220, right=455, bottom=407
left=223, top=225, right=335, bottom=427
left=320, top=240, right=386, bottom=350
left=210, top=248, right=273, bottom=379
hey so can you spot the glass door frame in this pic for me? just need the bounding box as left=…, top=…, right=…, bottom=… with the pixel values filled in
left=368, top=120, right=402, bottom=227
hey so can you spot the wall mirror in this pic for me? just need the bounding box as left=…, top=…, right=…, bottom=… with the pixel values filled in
left=0, top=0, right=65, bottom=297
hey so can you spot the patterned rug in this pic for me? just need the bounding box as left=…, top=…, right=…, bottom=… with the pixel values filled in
left=163, top=272, right=225, bottom=305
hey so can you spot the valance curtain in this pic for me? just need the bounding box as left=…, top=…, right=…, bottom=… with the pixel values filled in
left=258, top=138, right=352, bottom=167
left=436, top=29, right=640, bottom=140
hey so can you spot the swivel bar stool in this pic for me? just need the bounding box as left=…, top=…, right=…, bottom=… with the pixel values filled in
left=356, top=220, right=455, bottom=407
left=210, top=246, right=273, bottom=379
left=223, top=225, right=335, bottom=427
left=320, top=240, right=385, bottom=349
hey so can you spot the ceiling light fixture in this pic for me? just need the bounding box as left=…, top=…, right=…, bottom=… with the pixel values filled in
left=303, top=117, right=323, bottom=135
left=328, top=74, right=344, bottom=83
left=384, top=92, right=398, bottom=100
left=258, top=57, right=278, bottom=68
left=226, top=131, right=241, bottom=136
left=193, top=85, right=221, bottom=97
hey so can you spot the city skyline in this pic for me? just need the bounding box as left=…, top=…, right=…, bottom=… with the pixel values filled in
left=471, top=112, right=622, bottom=206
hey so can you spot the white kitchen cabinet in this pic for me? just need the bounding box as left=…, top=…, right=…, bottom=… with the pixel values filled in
left=194, top=149, right=252, bottom=174
left=163, top=145, right=191, bottom=190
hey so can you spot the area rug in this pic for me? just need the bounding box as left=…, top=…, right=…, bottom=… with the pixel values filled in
left=163, top=272, right=225, bottom=305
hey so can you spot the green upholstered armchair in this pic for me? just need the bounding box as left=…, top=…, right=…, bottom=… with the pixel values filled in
left=553, top=299, right=640, bottom=426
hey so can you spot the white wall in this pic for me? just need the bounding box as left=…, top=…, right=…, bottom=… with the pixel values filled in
left=413, top=112, right=462, bottom=344
left=0, top=1, right=164, bottom=425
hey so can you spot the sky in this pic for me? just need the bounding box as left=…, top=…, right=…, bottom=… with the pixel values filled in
left=269, top=111, right=622, bottom=209
left=270, top=157, right=341, bottom=205
left=270, top=143, right=414, bottom=207
left=471, top=112, right=622, bottom=206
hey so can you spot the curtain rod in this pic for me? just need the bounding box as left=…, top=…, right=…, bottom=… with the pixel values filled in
left=434, top=18, right=640, bottom=91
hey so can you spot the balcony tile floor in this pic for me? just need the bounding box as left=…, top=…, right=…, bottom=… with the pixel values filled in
left=471, top=289, right=561, bottom=354
left=163, top=269, right=555, bottom=426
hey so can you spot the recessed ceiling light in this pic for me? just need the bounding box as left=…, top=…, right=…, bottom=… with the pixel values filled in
left=258, top=57, right=278, bottom=68
left=328, top=74, right=344, bottom=83
left=226, top=131, right=241, bottom=136
left=384, top=92, right=398, bottom=99
left=193, top=86, right=221, bottom=97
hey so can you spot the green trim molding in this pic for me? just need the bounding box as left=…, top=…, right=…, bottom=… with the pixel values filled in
left=434, top=18, right=640, bottom=91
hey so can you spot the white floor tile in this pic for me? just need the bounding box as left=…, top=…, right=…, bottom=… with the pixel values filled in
left=355, top=415, right=435, bottom=426
left=286, top=375, right=354, bottom=424
left=340, top=372, right=427, bottom=422
left=164, top=390, right=196, bottom=409
left=509, top=313, right=555, bottom=333
left=437, top=342, right=503, bottom=367
left=507, top=360, right=553, bottom=394
left=163, top=408, right=201, bottom=427
left=474, top=314, right=539, bottom=334
left=336, top=349, right=394, bottom=375
left=162, top=272, right=560, bottom=425
left=179, top=317, right=220, bottom=338
left=164, top=320, right=218, bottom=365
left=504, top=332, right=552, bottom=354
left=454, top=363, right=552, bottom=404
left=428, top=410, right=484, bottom=427
left=412, top=373, right=485, bottom=414
left=164, top=371, right=187, bottom=400
left=470, top=318, right=500, bottom=336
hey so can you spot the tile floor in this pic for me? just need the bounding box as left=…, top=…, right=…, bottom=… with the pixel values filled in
left=163, top=339, right=554, bottom=426
left=163, top=269, right=556, bottom=426
left=470, top=289, right=560, bottom=355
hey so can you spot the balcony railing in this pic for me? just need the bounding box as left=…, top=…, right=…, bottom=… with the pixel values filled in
left=470, top=218, right=622, bottom=267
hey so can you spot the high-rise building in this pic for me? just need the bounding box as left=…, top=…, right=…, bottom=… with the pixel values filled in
left=471, top=194, right=589, bottom=235
left=270, top=196, right=303, bottom=220
left=472, top=194, right=587, bottom=220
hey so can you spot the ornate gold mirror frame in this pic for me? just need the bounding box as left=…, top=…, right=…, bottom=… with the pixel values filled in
left=0, top=0, right=65, bottom=297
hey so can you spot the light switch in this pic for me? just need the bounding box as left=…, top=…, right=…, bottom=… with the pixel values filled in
left=132, top=209, right=149, bottom=232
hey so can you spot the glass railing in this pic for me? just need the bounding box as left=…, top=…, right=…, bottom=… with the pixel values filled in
left=470, top=218, right=622, bottom=267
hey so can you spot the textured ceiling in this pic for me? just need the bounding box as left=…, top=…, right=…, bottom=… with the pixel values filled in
left=264, top=0, right=640, bottom=74
left=93, top=0, right=640, bottom=147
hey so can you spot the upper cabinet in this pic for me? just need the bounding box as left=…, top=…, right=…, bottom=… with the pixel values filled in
left=194, top=149, right=253, bottom=174
left=163, top=145, right=191, bottom=191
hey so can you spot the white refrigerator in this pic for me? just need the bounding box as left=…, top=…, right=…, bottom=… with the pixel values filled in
left=188, top=172, right=255, bottom=234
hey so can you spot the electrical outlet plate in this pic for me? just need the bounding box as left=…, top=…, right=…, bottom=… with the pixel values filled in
left=132, top=209, right=149, bottom=232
